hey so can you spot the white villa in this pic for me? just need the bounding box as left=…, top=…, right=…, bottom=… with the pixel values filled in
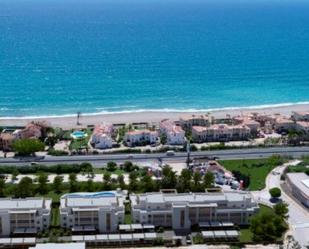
left=159, top=119, right=186, bottom=145
left=91, top=124, right=114, bottom=149
left=124, top=130, right=159, bottom=147
left=0, top=198, right=51, bottom=236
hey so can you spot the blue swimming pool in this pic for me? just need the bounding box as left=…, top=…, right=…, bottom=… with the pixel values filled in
left=70, top=131, right=87, bottom=139
left=65, top=191, right=116, bottom=198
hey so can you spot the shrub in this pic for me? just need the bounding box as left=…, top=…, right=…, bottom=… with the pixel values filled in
left=106, top=161, right=117, bottom=172
left=269, top=187, right=281, bottom=199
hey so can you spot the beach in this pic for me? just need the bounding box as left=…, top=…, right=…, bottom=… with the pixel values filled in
left=0, top=103, right=308, bottom=129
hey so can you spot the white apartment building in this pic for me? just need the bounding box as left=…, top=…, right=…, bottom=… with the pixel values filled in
left=124, top=130, right=158, bottom=147
left=130, top=191, right=258, bottom=230
left=192, top=124, right=250, bottom=143
left=0, top=198, right=51, bottom=237
left=286, top=173, right=309, bottom=208
left=159, top=119, right=186, bottom=145
left=91, top=124, right=114, bottom=149
left=60, top=191, right=126, bottom=234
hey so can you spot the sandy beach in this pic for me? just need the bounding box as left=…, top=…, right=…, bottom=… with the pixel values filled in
left=0, top=103, right=308, bottom=129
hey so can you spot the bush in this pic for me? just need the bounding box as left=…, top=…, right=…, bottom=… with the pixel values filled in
left=12, top=139, right=45, bottom=156
left=107, top=161, right=117, bottom=172
left=269, top=187, right=281, bottom=199
left=0, top=163, right=93, bottom=175
left=48, top=149, right=68, bottom=156
left=192, top=233, right=204, bottom=244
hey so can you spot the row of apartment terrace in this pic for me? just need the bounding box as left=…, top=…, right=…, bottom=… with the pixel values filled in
left=0, top=198, right=51, bottom=237
left=191, top=124, right=251, bottom=143
left=130, top=190, right=259, bottom=230
left=60, top=190, right=127, bottom=233
left=0, top=190, right=258, bottom=237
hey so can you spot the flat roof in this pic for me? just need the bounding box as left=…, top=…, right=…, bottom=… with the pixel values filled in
left=287, top=173, right=309, bottom=197
left=131, top=191, right=253, bottom=205
left=61, top=191, right=127, bottom=208
left=29, top=243, right=85, bottom=249
left=0, top=198, right=50, bottom=210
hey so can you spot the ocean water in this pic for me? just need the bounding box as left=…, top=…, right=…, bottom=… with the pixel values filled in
left=1, top=0, right=309, bottom=117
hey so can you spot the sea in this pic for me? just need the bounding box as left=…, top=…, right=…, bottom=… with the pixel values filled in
left=1, top=0, right=309, bottom=118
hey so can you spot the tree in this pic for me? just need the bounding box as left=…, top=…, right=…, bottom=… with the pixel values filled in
left=102, top=172, right=112, bottom=190
left=81, top=162, right=93, bottom=178
left=15, top=177, right=34, bottom=198
left=0, top=178, right=5, bottom=197
left=107, top=161, right=117, bottom=172
left=12, top=139, right=45, bottom=156
left=123, top=161, right=134, bottom=172
left=177, top=169, right=192, bottom=192
left=69, top=173, right=78, bottom=192
left=45, top=136, right=58, bottom=148
left=160, top=134, right=167, bottom=145
left=86, top=179, right=94, bottom=192
left=250, top=212, right=287, bottom=242
left=141, top=174, right=156, bottom=192
left=268, top=155, right=285, bottom=167
left=53, top=175, right=64, bottom=194
left=161, top=165, right=177, bottom=189
left=274, top=203, right=289, bottom=218
left=269, top=187, right=281, bottom=199
left=11, top=169, right=19, bottom=182
left=117, top=175, right=126, bottom=190
left=129, top=171, right=139, bottom=192
left=203, top=171, right=214, bottom=189
left=193, top=172, right=203, bottom=192
left=37, top=173, right=48, bottom=195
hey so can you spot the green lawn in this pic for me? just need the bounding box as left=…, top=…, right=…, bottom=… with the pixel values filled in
left=94, top=168, right=126, bottom=176
left=219, top=158, right=277, bottom=190
left=239, top=228, right=253, bottom=243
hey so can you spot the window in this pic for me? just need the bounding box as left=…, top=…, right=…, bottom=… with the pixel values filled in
left=180, top=210, right=185, bottom=228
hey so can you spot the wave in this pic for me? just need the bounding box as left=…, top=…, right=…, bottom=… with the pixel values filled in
left=0, top=101, right=309, bottom=120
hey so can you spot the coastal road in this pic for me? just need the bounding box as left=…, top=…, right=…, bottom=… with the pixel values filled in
left=0, top=146, right=309, bottom=167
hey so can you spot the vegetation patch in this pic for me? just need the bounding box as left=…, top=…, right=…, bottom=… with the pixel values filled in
left=219, top=155, right=286, bottom=190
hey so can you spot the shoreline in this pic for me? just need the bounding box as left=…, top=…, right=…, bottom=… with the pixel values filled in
left=0, top=103, right=308, bottom=129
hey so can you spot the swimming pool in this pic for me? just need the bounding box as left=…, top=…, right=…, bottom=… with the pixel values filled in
left=70, top=130, right=87, bottom=139
left=65, top=191, right=116, bottom=198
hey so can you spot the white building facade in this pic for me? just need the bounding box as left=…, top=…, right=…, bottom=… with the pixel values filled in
left=91, top=124, right=114, bottom=149
left=0, top=198, right=51, bottom=236
left=159, top=119, right=186, bottom=145
left=286, top=173, right=309, bottom=208
left=192, top=124, right=250, bottom=143
left=130, top=191, right=258, bottom=230
left=124, top=130, right=158, bottom=147
left=60, top=191, right=126, bottom=234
